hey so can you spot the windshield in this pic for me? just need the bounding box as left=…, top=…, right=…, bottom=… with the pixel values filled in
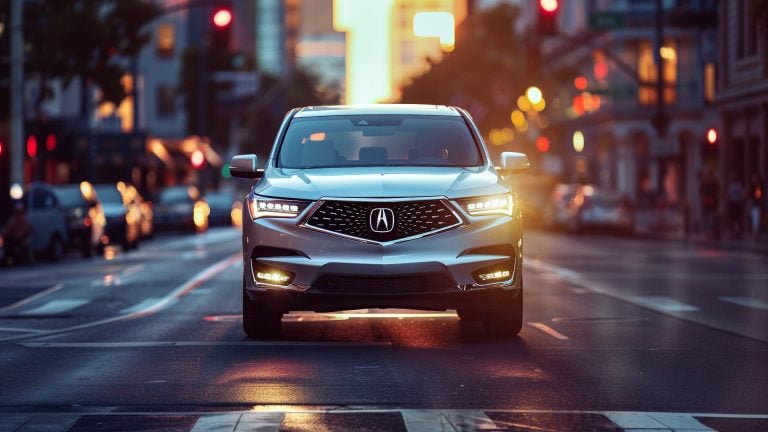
left=277, top=115, right=483, bottom=168
left=94, top=186, right=122, bottom=205
left=52, top=186, right=84, bottom=207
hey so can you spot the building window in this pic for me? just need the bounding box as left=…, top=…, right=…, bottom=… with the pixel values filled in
left=156, top=85, right=176, bottom=118
left=156, top=24, right=175, bottom=58
left=637, top=40, right=677, bottom=106
left=703, top=62, right=716, bottom=104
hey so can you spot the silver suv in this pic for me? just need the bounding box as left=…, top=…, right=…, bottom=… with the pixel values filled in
left=230, top=105, right=529, bottom=338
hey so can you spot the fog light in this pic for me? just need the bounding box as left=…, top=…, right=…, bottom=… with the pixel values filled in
left=471, top=264, right=514, bottom=285
left=252, top=262, right=295, bottom=286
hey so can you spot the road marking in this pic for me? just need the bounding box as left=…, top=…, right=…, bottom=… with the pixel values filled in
left=0, top=253, right=241, bottom=344
left=402, top=410, right=497, bottom=431
left=604, top=411, right=716, bottom=431
left=236, top=412, right=284, bottom=432
left=0, top=283, right=63, bottom=312
left=720, top=296, right=768, bottom=311
left=190, top=413, right=241, bottom=432
left=21, top=299, right=89, bottom=315
left=120, top=298, right=169, bottom=314
left=629, top=296, right=700, bottom=313
left=18, top=340, right=392, bottom=348
left=528, top=322, right=570, bottom=340
left=0, top=327, right=45, bottom=334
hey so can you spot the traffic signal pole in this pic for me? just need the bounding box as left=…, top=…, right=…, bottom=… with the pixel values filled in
left=9, top=0, right=24, bottom=191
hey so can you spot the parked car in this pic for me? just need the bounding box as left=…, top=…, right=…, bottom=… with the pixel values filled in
left=153, top=185, right=209, bottom=233
left=119, top=183, right=154, bottom=238
left=94, top=184, right=141, bottom=250
left=52, top=182, right=106, bottom=257
left=230, top=104, right=529, bottom=339
left=205, top=192, right=237, bottom=226
left=544, top=184, right=633, bottom=233
left=4, top=182, right=70, bottom=261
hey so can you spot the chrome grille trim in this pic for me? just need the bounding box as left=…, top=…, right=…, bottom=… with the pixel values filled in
left=300, top=197, right=465, bottom=245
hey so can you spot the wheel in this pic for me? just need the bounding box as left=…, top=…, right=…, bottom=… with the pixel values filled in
left=483, top=290, right=523, bottom=337
left=243, top=281, right=283, bottom=339
left=456, top=308, right=484, bottom=321
left=47, top=235, right=64, bottom=261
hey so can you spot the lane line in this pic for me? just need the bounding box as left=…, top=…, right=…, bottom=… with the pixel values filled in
left=603, top=412, right=668, bottom=429
left=21, top=299, right=89, bottom=316
left=236, top=412, right=284, bottom=432
left=0, top=327, right=46, bottom=334
left=0, top=283, right=63, bottom=312
left=189, top=413, right=241, bottom=432
left=0, top=253, right=241, bottom=344
left=528, top=322, right=570, bottom=340
left=648, top=412, right=716, bottom=431
left=119, top=298, right=167, bottom=315
left=719, top=296, right=768, bottom=311
left=18, top=340, right=393, bottom=348
left=629, top=296, right=700, bottom=313
left=400, top=410, right=450, bottom=432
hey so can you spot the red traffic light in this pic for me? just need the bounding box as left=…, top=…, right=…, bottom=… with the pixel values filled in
left=540, top=0, right=558, bottom=13
left=46, top=133, right=57, bottom=151
left=706, top=128, right=718, bottom=145
left=26, top=135, right=38, bottom=158
left=0, top=140, right=4, bottom=157
left=536, top=136, right=551, bottom=153
left=190, top=149, right=205, bottom=169
left=212, top=8, right=232, bottom=28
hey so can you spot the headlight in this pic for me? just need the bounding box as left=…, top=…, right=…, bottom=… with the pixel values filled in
left=248, top=197, right=309, bottom=220
left=458, top=195, right=515, bottom=216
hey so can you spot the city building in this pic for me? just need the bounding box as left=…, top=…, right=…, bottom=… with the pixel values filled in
left=297, top=0, right=345, bottom=100
left=716, top=0, right=768, bottom=183
left=537, top=0, right=717, bottom=227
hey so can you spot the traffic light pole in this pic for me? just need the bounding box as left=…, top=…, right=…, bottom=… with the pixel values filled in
left=9, top=0, right=24, bottom=191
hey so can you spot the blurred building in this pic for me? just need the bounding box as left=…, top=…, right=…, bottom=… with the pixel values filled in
left=255, top=0, right=301, bottom=77
left=716, top=0, right=768, bottom=183
left=537, top=0, right=718, bottom=225
left=297, top=0, right=345, bottom=100
left=333, top=0, right=467, bottom=103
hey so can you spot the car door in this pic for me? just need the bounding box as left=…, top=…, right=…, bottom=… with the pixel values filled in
left=27, top=187, right=62, bottom=253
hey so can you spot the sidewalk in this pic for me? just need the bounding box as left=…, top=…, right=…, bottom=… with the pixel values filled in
left=633, top=207, right=768, bottom=254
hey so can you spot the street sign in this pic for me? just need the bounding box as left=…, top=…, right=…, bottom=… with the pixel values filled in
left=589, top=11, right=625, bottom=30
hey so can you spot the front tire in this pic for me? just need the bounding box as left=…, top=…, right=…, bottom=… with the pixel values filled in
left=243, top=282, right=283, bottom=339
left=483, top=290, right=523, bottom=337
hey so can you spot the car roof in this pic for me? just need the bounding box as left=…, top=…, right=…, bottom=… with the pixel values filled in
left=293, top=104, right=462, bottom=118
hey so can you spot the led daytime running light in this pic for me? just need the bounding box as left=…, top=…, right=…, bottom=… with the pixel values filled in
left=461, top=195, right=514, bottom=216
left=248, top=198, right=306, bottom=220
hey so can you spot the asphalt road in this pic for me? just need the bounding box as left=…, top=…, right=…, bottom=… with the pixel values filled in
left=0, top=227, right=766, bottom=431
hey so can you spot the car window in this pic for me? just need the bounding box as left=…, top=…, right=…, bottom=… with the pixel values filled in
left=278, top=115, right=483, bottom=168
left=95, top=186, right=123, bottom=205
left=159, top=188, right=193, bottom=205
left=31, top=189, right=58, bottom=210
left=52, top=187, right=84, bottom=207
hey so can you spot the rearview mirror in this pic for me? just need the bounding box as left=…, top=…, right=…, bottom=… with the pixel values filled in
left=229, top=154, right=263, bottom=179
left=498, top=152, right=529, bottom=176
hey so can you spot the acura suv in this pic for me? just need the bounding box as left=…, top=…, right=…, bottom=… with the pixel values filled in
left=230, top=105, right=529, bottom=338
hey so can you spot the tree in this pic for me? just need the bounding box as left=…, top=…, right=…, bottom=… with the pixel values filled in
left=0, top=0, right=161, bottom=122
left=399, top=4, right=527, bottom=134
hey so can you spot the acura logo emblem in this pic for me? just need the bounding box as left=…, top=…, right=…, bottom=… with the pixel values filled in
left=369, top=208, right=395, bottom=233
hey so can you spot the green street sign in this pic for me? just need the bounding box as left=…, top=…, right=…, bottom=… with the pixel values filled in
left=589, top=11, right=625, bottom=30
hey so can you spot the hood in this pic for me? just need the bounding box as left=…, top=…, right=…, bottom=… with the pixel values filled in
left=253, top=166, right=509, bottom=201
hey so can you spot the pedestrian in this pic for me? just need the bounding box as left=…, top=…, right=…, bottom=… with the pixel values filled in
left=1, top=202, right=33, bottom=265
left=726, top=173, right=746, bottom=239
left=700, top=168, right=719, bottom=239
left=748, top=173, right=765, bottom=242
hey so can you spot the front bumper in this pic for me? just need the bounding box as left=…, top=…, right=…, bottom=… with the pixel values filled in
left=242, top=201, right=523, bottom=311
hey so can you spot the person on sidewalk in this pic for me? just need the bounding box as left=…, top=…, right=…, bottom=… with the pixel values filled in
left=748, top=173, right=765, bottom=242
left=700, top=169, right=720, bottom=239
left=726, top=173, right=746, bottom=239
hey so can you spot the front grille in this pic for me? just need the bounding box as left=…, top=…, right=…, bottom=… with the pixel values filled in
left=312, top=273, right=456, bottom=294
left=304, top=199, right=462, bottom=243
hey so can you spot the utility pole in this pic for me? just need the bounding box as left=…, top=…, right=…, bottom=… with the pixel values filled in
left=9, top=0, right=24, bottom=191
left=652, top=0, right=669, bottom=137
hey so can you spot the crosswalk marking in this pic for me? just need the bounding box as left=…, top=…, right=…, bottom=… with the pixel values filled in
left=719, top=296, right=768, bottom=311
left=529, top=322, right=570, bottom=340
left=605, top=412, right=715, bottom=431
left=190, top=413, right=241, bottom=432
left=236, top=412, right=284, bottom=432
left=20, top=299, right=89, bottom=316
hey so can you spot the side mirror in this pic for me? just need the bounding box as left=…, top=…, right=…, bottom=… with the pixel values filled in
left=229, top=154, right=263, bottom=179
left=498, top=152, right=530, bottom=176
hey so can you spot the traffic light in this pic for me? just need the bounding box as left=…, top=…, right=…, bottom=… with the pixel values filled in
left=0, top=139, right=4, bottom=158
left=537, top=0, right=559, bottom=35
left=45, top=134, right=57, bottom=152
left=190, top=149, right=205, bottom=170
left=211, top=5, right=232, bottom=49
left=26, top=135, right=37, bottom=158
